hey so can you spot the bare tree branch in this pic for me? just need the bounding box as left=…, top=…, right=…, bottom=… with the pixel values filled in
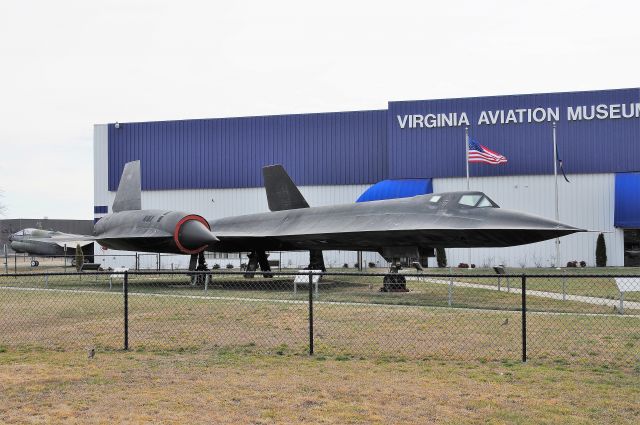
left=0, top=189, right=6, bottom=215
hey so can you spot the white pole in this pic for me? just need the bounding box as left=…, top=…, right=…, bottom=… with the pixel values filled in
left=552, top=122, right=561, bottom=269
left=465, top=127, right=471, bottom=267
left=465, top=127, right=470, bottom=190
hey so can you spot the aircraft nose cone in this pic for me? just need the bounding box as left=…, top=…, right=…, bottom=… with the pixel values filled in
left=484, top=209, right=586, bottom=246
left=554, top=222, right=583, bottom=232
left=178, top=219, right=219, bottom=250
left=531, top=216, right=584, bottom=233
left=497, top=209, right=585, bottom=233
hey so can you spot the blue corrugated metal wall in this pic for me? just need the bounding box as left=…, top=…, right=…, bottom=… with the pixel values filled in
left=614, top=173, right=640, bottom=228
left=108, top=88, right=640, bottom=190
left=388, top=88, right=640, bottom=179
left=108, top=110, right=387, bottom=191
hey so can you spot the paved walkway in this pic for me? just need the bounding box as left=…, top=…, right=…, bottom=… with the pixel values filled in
left=408, top=276, right=640, bottom=311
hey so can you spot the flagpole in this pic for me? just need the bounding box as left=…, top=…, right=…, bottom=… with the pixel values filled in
left=552, top=121, right=560, bottom=269
left=465, top=127, right=471, bottom=267
left=465, top=127, right=470, bottom=190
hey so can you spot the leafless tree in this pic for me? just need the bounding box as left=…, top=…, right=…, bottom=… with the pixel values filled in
left=0, top=189, right=6, bottom=215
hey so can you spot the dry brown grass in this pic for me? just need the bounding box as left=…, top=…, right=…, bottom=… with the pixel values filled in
left=1, top=280, right=639, bottom=424
left=1, top=288, right=638, bottom=365
left=0, top=348, right=638, bottom=424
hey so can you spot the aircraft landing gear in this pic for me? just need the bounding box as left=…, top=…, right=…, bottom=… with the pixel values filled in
left=189, top=252, right=209, bottom=286
left=30, top=259, right=39, bottom=267
left=243, top=251, right=271, bottom=278
left=380, top=262, right=408, bottom=292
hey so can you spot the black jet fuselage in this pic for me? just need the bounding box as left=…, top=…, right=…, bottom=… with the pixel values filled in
left=94, top=191, right=582, bottom=257
left=209, top=191, right=580, bottom=253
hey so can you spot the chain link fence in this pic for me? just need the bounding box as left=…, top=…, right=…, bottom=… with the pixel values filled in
left=0, top=271, right=638, bottom=366
left=2, top=251, right=386, bottom=273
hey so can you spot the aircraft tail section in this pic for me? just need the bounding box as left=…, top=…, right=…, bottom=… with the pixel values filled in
left=262, top=164, right=309, bottom=211
left=262, top=165, right=325, bottom=271
left=113, top=160, right=142, bottom=212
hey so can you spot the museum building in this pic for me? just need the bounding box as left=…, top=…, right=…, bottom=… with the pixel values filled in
left=93, top=88, right=640, bottom=268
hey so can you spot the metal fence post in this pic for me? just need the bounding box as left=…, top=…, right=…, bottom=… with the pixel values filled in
left=124, top=271, right=129, bottom=350
left=521, top=274, right=527, bottom=363
left=619, top=291, right=625, bottom=315
left=308, top=271, right=314, bottom=356
left=562, top=276, right=567, bottom=301
left=448, top=276, right=453, bottom=307
left=45, top=273, right=48, bottom=288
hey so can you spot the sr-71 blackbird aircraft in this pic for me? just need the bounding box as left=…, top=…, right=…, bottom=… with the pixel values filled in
left=93, top=161, right=584, bottom=283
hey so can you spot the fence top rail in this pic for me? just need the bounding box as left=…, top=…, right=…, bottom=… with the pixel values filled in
left=3, top=254, right=147, bottom=258
left=3, top=270, right=640, bottom=279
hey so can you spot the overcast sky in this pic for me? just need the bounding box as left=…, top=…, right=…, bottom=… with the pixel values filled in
left=0, top=0, right=637, bottom=219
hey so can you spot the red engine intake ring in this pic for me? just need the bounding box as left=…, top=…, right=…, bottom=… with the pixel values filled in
left=174, top=214, right=211, bottom=255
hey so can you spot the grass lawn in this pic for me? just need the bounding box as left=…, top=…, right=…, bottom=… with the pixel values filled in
left=1, top=270, right=639, bottom=423
left=0, top=347, right=638, bottom=424
left=1, top=286, right=638, bottom=366
left=395, top=267, right=640, bottom=303
left=2, top=271, right=636, bottom=315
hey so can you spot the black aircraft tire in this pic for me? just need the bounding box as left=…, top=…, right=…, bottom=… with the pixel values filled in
left=383, top=274, right=405, bottom=284
left=381, top=274, right=407, bottom=292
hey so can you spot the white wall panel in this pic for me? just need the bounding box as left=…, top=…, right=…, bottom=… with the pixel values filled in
left=433, top=174, right=623, bottom=267
left=92, top=124, right=109, bottom=211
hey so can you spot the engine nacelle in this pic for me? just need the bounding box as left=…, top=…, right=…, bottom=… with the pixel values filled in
left=95, top=210, right=218, bottom=254
left=173, top=214, right=215, bottom=254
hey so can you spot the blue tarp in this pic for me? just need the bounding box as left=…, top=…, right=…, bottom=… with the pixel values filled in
left=615, top=173, right=640, bottom=228
left=356, top=179, right=433, bottom=203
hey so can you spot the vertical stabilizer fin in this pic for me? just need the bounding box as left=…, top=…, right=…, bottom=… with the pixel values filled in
left=262, top=164, right=309, bottom=211
left=112, top=161, right=142, bottom=212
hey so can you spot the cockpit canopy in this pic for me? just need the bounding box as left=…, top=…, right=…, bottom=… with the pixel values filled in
left=426, top=192, right=499, bottom=208
left=10, top=228, right=54, bottom=239
left=12, top=228, right=36, bottom=237
left=457, top=193, right=498, bottom=208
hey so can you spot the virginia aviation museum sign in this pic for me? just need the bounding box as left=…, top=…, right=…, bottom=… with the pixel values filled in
left=387, top=88, right=640, bottom=179
left=397, top=103, right=640, bottom=129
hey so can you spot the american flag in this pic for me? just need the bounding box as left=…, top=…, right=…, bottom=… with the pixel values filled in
left=468, top=140, right=507, bottom=165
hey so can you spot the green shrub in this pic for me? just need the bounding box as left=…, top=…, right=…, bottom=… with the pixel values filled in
left=436, top=247, right=447, bottom=268
left=75, top=244, right=84, bottom=272
left=596, top=233, right=607, bottom=267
